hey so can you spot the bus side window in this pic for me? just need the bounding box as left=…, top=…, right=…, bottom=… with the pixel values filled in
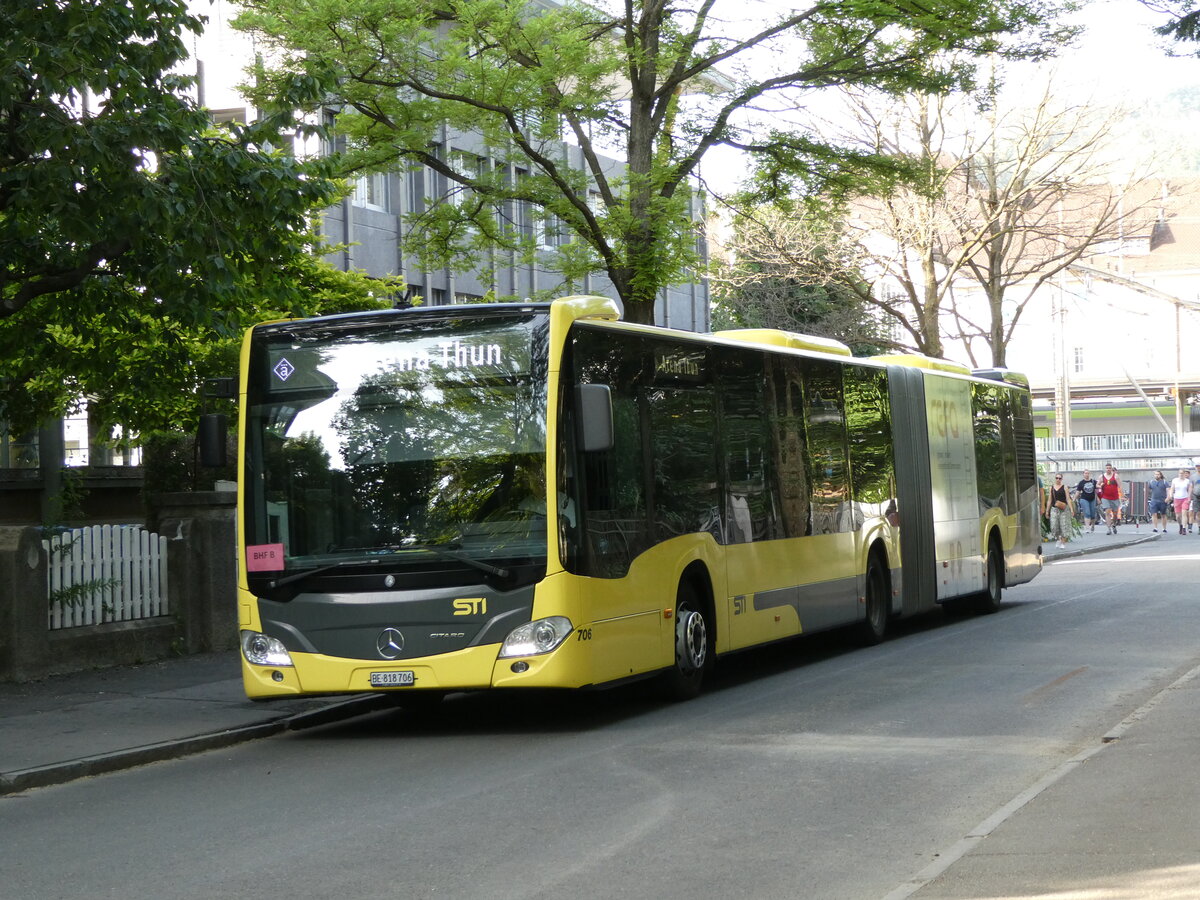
left=718, top=349, right=779, bottom=543
left=803, top=359, right=850, bottom=534
left=647, top=386, right=719, bottom=541
left=774, top=359, right=811, bottom=538
left=845, top=365, right=894, bottom=520
left=581, top=393, right=644, bottom=520
left=971, top=382, right=1005, bottom=509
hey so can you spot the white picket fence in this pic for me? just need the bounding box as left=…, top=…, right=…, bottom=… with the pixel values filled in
left=44, top=525, right=169, bottom=630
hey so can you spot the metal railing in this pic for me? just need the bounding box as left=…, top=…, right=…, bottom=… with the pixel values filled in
left=1037, top=433, right=1181, bottom=454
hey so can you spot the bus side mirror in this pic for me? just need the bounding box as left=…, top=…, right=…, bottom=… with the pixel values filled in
left=575, top=384, right=614, bottom=453
left=198, top=414, right=228, bottom=468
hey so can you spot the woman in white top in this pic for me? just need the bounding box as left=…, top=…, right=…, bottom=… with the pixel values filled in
left=1170, top=468, right=1193, bottom=535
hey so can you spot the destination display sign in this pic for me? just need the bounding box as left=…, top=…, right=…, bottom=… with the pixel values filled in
left=263, top=320, right=535, bottom=400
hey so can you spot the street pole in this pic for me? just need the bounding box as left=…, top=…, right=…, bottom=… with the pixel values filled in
left=1176, top=304, right=1185, bottom=444
left=1055, top=278, right=1071, bottom=441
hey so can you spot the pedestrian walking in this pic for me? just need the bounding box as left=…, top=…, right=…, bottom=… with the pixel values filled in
left=1046, top=473, right=1071, bottom=549
left=1148, top=470, right=1171, bottom=533
left=1098, top=463, right=1123, bottom=534
left=1072, top=469, right=1099, bottom=533
left=1170, top=468, right=1193, bottom=535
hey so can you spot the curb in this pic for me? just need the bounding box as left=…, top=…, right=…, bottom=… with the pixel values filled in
left=1044, top=531, right=1159, bottom=563
left=0, top=693, right=391, bottom=796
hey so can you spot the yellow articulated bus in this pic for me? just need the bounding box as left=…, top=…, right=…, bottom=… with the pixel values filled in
left=223, top=295, right=1042, bottom=701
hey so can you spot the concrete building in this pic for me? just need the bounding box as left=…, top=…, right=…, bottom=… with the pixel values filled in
left=189, top=0, right=710, bottom=329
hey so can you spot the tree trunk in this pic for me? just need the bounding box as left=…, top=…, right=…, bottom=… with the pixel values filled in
left=920, top=253, right=944, bottom=358
left=622, top=296, right=657, bottom=325
left=989, top=280, right=1006, bottom=367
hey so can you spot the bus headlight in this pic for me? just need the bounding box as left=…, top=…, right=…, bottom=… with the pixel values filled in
left=499, top=617, right=573, bottom=658
left=240, top=630, right=294, bottom=667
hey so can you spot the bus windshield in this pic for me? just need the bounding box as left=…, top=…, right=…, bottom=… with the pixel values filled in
left=243, top=311, right=549, bottom=580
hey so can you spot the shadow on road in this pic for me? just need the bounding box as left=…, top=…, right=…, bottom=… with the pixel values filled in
left=291, top=600, right=1012, bottom=741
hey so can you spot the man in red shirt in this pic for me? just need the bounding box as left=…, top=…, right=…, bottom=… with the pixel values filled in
left=1098, top=463, right=1123, bottom=534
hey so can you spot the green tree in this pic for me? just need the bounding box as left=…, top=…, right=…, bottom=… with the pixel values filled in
left=0, top=0, right=391, bottom=436
left=235, top=0, right=1075, bottom=325
left=1154, top=1, right=1200, bottom=42
left=711, top=205, right=889, bottom=355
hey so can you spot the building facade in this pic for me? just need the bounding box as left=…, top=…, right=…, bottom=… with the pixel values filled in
left=191, top=0, right=710, bottom=330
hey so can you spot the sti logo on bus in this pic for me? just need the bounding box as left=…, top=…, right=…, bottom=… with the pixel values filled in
left=453, top=598, right=487, bottom=616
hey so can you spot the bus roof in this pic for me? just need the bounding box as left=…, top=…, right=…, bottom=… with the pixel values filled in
left=252, top=300, right=557, bottom=336
left=970, top=368, right=1031, bottom=388
left=871, top=353, right=972, bottom=376
left=712, top=329, right=852, bottom=356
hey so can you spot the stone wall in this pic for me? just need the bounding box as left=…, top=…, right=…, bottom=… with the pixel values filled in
left=0, top=492, right=238, bottom=682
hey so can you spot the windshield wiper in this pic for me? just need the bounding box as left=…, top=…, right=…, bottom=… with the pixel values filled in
left=410, top=542, right=510, bottom=579
left=267, top=544, right=510, bottom=587
left=267, top=558, right=381, bottom=589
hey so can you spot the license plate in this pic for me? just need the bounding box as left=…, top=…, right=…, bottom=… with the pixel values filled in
left=369, top=670, right=415, bottom=687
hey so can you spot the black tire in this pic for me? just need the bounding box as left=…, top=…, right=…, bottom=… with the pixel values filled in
left=858, top=556, right=889, bottom=645
left=976, top=541, right=1004, bottom=614
left=660, top=582, right=710, bottom=701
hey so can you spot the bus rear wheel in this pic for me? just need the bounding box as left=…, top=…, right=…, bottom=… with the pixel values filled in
left=858, top=557, right=889, bottom=646
left=976, top=541, right=1004, bottom=614
left=660, top=584, right=710, bottom=701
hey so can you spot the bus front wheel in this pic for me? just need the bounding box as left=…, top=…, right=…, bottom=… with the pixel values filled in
left=661, top=584, right=710, bottom=701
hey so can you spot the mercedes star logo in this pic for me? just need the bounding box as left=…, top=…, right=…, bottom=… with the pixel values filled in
left=376, top=628, right=405, bottom=660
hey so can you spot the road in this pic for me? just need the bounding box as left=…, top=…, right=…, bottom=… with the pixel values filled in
left=3, top=538, right=1199, bottom=900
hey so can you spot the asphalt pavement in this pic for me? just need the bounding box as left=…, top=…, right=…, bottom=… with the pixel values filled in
left=2, top=527, right=1197, bottom=899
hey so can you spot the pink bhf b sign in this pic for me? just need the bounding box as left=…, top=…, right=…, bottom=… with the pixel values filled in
left=246, top=543, right=285, bottom=572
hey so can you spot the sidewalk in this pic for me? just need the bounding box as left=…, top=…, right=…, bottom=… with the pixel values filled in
left=0, top=528, right=1168, bottom=800
left=1040, top=521, right=1161, bottom=562
left=898, top=654, right=1200, bottom=898
left=0, top=651, right=388, bottom=795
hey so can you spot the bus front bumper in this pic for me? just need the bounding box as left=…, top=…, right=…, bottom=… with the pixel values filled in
left=241, top=638, right=595, bottom=699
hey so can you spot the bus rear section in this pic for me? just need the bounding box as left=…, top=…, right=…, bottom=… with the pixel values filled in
left=885, top=362, right=1042, bottom=618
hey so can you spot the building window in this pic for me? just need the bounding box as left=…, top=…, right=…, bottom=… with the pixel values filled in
left=0, top=424, right=38, bottom=469
left=448, top=151, right=482, bottom=207
left=209, top=107, right=248, bottom=128
left=353, top=172, right=387, bottom=210
left=511, top=169, right=533, bottom=240
left=405, top=284, right=426, bottom=306
left=586, top=190, right=604, bottom=219
left=406, top=164, right=426, bottom=215
left=539, top=212, right=562, bottom=249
